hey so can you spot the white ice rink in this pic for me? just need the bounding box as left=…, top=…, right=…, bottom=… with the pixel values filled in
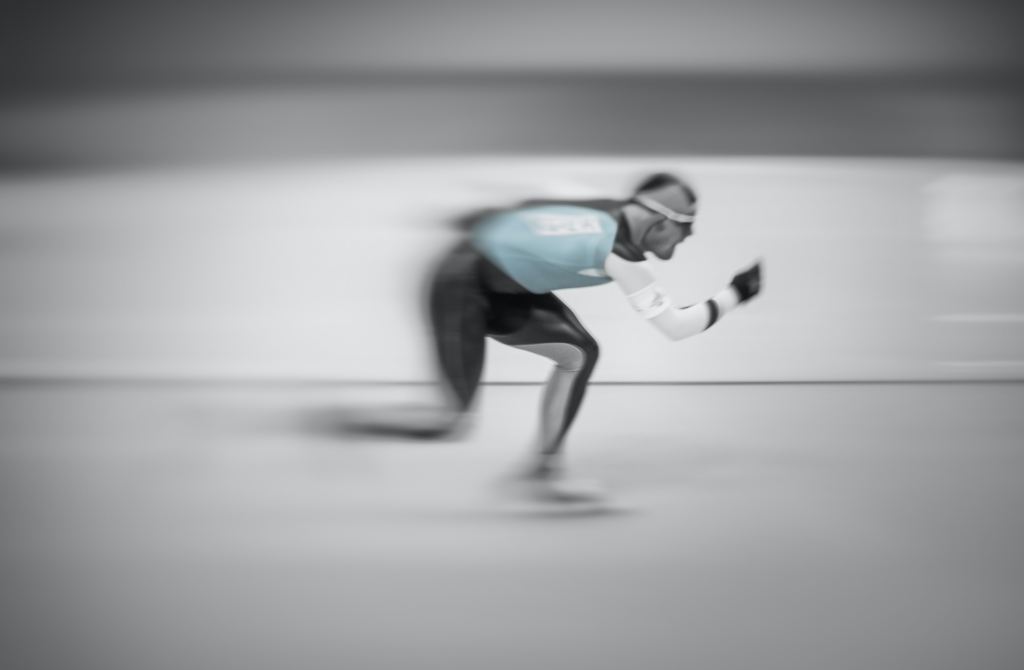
left=1, top=381, right=1022, bottom=670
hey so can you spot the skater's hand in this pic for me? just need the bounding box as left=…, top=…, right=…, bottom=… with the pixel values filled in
left=730, top=261, right=762, bottom=303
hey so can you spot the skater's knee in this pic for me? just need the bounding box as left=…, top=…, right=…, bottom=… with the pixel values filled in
left=570, top=335, right=599, bottom=376
left=559, top=337, right=598, bottom=374
left=511, top=337, right=598, bottom=374
left=579, top=335, right=599, bottom=368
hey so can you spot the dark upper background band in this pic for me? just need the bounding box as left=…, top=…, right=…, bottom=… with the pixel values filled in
left=3, top=73, right=1023, bottom=172
left=3, top=0, right=1023, bottom=171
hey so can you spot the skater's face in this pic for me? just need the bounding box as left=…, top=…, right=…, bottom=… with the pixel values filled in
left=634, top=182, right=697, bottom=260
left=643, top=217, right=693, bottom=260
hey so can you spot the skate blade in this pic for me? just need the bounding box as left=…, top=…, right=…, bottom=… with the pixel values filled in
left=494, top=479, right=635, bottom=517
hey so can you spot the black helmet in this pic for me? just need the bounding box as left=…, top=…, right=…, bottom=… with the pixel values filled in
left=631, top=173, right=697, bottom=223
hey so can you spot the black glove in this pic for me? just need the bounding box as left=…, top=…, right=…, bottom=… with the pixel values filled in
left=730, top=261, right=762, bottom=303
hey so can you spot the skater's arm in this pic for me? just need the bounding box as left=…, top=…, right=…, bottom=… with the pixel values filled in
left=604, top=254, right=760, bottom=341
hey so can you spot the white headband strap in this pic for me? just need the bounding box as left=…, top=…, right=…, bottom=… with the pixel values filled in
left=633, top=194, right=696, bottom=223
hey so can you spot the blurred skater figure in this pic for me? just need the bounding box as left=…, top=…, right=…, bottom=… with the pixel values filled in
left=345, top=173, right=762, bottom=502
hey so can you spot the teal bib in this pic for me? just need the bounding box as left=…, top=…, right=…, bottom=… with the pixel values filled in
left=470, top=205, right=618, bottom=293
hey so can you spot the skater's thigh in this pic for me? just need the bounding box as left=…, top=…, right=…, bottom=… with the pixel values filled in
left=488, top=292, right=595, bottom=350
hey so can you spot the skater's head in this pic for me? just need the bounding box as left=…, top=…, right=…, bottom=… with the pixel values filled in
left=627, top=173, right=697, bottom=260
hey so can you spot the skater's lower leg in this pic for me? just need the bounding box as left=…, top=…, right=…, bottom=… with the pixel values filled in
left=524, top=365, right=578, bottom=476
left=516, top=347, right=601, bottom=503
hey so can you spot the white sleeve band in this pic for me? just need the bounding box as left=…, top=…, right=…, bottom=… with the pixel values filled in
left=626, top=283, right=673, bottom=319
left=712, top=286, right=740, bottom=311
